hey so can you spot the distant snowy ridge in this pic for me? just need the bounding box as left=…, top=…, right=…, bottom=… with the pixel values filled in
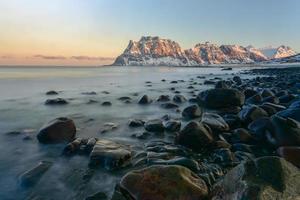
left=113, top=36, right=298, bottom=66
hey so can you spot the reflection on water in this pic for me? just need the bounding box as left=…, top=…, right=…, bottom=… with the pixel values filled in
left=0, top=66, right=251, bottom=199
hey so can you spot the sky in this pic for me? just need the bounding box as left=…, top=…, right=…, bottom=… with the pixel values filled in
left=0, top=0, right=299, bottom=66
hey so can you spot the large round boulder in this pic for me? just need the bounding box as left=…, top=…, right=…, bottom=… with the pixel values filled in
left=119, top=165, right=208, bottom=200
left=212, top=156, right=300, bottom=200
left=269, top=115, right=300, bottom=147
left=37, top=117, right=76, bottom=144
left=175, top=121, right=214, bottom=153
left=144, top=119, right=164, bottom=132
left=197, top=89, right=245, bottom=109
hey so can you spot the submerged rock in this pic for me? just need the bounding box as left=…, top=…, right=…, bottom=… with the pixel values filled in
left=89, top=139, right=131, bottom=170
left=173, top=94, right=187, bottom=103
left=37, top=117, right=76, bottom=144
left=45, top=98, right=68, bottom=105
left=119, top=165, right=208, bottom=200
left=197, top=88, right=245, bottom=109
left=45, top=90, right=58, bottom=95
left=138, top=95, right=152, bottom=104
left=20, top=161, right=52, bottom=187
left=128, top=119, right=145, bottom=127
left=212, top=156, right=300, bottom=200
left=164, top=120, right=181, bottom=132
left=161, top=102, right=179, bottom=109
left=144, top=119, right=164, bottom=132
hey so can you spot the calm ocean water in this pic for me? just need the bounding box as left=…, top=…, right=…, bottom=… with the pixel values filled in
left=0, top=66, right=253, bottom=199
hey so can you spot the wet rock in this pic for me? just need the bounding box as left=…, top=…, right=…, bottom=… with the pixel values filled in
left=245, top=94, right=262, bottom=105
left=278, top=106, right=300, bottom=122
left=262, top=96, right=279, bottom=104
left=37, top=117, right=76, bottom=144
left=170, top=80, right=178, bottom=84
left=243, top=88, right=258, bottom=99
left=138, top=95, right=152, bottom=104
left=238, top=105, right=268, bottom=124
left=233, top=76, right=242, bottom=85
left=46, top=90, right=58, bottom=95
left=45, top=98, right=68, bottom=105
left=269, top=115, right=300, bottom=147
left=173, top=94, right=187, bottom=103
left=89, top=139, right=131, bottom=170
left=82, top=91, right=97, bottom=95
left=85, top=191, right=107, bottom=200
left=279, top=94, right=296, bottom=104
left=118, top=96, right=131, bottom=101
left=144, top=119, right=164, bottom=133
left=222, top=114, right=242, bottom=130
left=20, top=161, right=52, bottom=187
left=202, top=113, right=229, bottom=132
left=248, top=117, right=272, bottom=141
left=101, top=101, right=112, bottom=106
left=99, top=123, right=118, bottom=134
left=182, top=104, right=202, bottom=119
left=261, top=89, right=275, bottom=98
left=277, top=146, right=300, bottom=168
left=63, top=137, right=86, bottom=155
left=212, top=148, right=236, bottom=166
left=212, top=156, right=300, bottom=200
left=149, top=157, right=200, bottom=172
left=119, top=165, right=208, bottom=200
left=197, top=88, right=245, bottom=109
left=230, top=128, right=255, bottom=144
left=160, top=102, right=179, bottom=109
left=128, top=119, right=145, bottom=127
left=175, top=121, right=214, bottom=153
left=157, top=95, right=170, bottom=102
left=215, top=80, right=230, bottom=89
left=164, top=120, right=181, bottom=132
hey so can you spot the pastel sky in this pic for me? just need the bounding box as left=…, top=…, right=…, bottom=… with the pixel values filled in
left=0, top=0, right=299, bottom=66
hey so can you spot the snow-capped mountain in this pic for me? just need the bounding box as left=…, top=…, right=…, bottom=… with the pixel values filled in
left=260, top=45, right=297, bottom=59
left=113, top=36, right=297, bottom=66
left=113, top=36, right=196, bottom=66
left=273, top=53, right=300, bottom=63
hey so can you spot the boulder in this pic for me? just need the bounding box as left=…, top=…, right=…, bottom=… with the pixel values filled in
left=20, top=161, right=52, bottom=187
left=182, top=104, right=203, bottom=119
left=197, top=89, right=245, bottom=109
left=45, top=98, right=68, bottom=105
left=144, top=119, right=164, bottom=132
left=270, top=115, right=300, bottom=147
left=175, top=121, right=214, bottom=153
left=119, top=165, right=208, bottom=200
left=238, top=105, right=268, bottom=124
left=164, top=120, right=181, bottom=132
left=212, top=156, right=300, bottom=200
left=173, top=94, right=187, bottom=103
left=277, top=146, right=300, bottom=168
left=128, top=119, right=145, bottom=127
left=37, top=117, right=76, bottom=144
left=89, top=139, right=131, bottom=170
left=201, top=113, right=229, bottom=132
left=138, top=95, right=152, bottom=104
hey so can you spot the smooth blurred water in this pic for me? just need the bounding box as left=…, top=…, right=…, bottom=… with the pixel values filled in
left=0, top=66, right=249, bottom=200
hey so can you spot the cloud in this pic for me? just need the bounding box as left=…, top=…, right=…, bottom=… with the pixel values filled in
left=31, top=55, right=115, bottom=61
left=1, top=55, right=14, bottom=59
left=33, top=55, right=67, bottom=60
left=70, top=56, right=115, bottom=61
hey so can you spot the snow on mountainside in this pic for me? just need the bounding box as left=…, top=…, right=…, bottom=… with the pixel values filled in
left=273, top=53, right=300, bottom=63
left=260, top=45, right=297, bottom=59
left=113, top=36, right=298, bottom=66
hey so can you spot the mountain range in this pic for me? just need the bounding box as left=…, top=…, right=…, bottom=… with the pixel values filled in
left=113, top=36, right=298, bottom=66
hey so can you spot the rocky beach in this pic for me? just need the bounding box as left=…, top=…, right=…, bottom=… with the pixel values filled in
left=1, top=66, right=300, bottom=200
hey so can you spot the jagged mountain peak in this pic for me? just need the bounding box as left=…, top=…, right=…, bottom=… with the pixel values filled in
left=113, top=36, right=297, bottom=66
